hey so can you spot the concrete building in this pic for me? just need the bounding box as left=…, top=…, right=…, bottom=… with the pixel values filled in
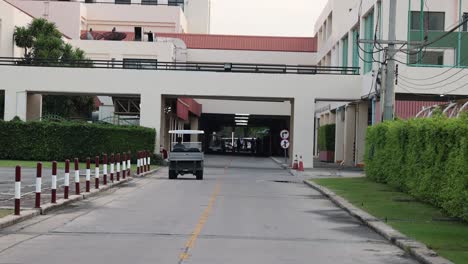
left=0, top=0, right=334, bottom=168
left=314, top=0, right=468, bottom=166
left=3, top=0, right=465, bottom=168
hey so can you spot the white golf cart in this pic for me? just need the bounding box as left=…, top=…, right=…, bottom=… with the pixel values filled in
left=168, top=130, right=205, bottom=180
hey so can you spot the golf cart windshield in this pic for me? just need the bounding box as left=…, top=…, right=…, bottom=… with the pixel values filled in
left=169, top=130, right=204, bottom=152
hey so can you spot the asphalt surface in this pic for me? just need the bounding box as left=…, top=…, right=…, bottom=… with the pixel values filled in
left=0, top=155, right=418, bottom=264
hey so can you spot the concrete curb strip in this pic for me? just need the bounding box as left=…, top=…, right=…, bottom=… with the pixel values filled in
left=270, top=157, right=299, bottom=176
left=0, top=209, right=40, bottom=229
left=0, top=168, right=160, bottom=229
left=303, top=180, right=454, bottom=264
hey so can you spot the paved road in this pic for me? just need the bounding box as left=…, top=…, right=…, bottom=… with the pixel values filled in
left=0, top=156, right=417, bottom=264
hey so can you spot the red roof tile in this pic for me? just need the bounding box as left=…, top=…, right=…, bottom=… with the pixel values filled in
left=155, top=33, right=317, bottom=52
left=80, top=30, right=317, bottom=52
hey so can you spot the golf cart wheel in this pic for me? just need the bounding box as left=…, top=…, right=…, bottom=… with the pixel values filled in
left=169, top=170, right=177, bottom=179
left=196, top=170, right=203, bottom=180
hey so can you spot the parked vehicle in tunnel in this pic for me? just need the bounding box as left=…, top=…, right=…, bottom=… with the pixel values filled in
left=168, top=130, right=205, bottom=180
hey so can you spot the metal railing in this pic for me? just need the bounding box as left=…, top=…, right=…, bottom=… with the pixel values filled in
left=0, top=57, right=360, bottom=75
left=26, top=0, right=184, bottom=7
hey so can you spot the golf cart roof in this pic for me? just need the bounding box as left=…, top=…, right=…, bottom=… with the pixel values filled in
left=169, top=130, right=205, bottom=135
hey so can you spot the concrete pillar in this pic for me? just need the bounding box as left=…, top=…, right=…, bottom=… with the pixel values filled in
left=334, top=108, right=345, bottom=163
left=329, top=112, right=336, bottom=124
left=140, top=93, right=161, bottom=153
left=160, top=97, right=167, bottom=150
left=4, top=89, right=27, bottom=121
left=292, top=97, right=315, bottom=168
left=26, top=94, right=42, bottom=121
left=190, top=116, right=199, bottom=142
left=355, top=102, right=369, bottom=166
left=343, top=104, right=356, bottom=166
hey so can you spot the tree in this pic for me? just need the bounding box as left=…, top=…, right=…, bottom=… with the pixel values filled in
left=14, top=18, right=85, bottom=63
left=14, top=18, right=95, bottom=120
left=13, top=27, right=33, bottom=58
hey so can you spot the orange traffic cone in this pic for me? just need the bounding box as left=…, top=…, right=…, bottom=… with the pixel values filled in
left=292, top=155, right=298, bottom=170
left=298, top=156, right=304, bottom=172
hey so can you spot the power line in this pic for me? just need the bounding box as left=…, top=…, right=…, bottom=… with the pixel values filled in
left=398, top=71, right=467, bottom=90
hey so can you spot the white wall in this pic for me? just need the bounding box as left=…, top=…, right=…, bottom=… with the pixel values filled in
left=184, top=0, right=210, bottom=33
left=9, top=0, right=81, bottom=38
left=84, top=3, right=187, bottom=33
left=0, top=0, right=33, bottom=57
left=1, top=65, right=362, bottom=168
left=395, top=65, right=468, bottom=96
left=187, top=49, right=316, bottom=65
left=70, top=39, right=175, bottom=61
left=197, top=99, right=291, bottom=116
left=9, top=0, right=188, bottom=38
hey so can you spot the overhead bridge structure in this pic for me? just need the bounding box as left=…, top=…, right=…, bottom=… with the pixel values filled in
left=0, top=58, right=362, bottom=168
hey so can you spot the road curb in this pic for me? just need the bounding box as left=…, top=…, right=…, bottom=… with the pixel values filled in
left=1, top=167, right=161, bottom=227
left=270, top=157, right=298, bottom=176
left=303, top=180, right=453, bottom=264
left=0, top=209, right=40, bottom=229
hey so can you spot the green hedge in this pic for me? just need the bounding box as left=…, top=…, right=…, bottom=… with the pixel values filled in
left=0, top=120, right=156, bottom=162
left=365, top=115, right=468, bottom=221
left=318, top=124, right=336, bottom=151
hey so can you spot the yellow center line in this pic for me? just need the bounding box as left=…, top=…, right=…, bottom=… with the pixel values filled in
left=178, top=181, right=221, bottom=263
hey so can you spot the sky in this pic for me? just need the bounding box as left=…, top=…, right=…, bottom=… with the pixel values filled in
left=209, top=0, right=328, bottom=37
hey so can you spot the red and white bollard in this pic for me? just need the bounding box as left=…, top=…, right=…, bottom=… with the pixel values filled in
left=110, top=153, right=115, bottom=183
left=14, top=166, right=21, bottom=215
left=35, top=163, right=42, bottom=209
left=137, top=152, right=141, bottom=176
left=74, top=158, right=80, bottom=195
left=51, top=161, right=57, bottom=204
left=116, top=153, right=121, bottom=181
left=143, top=151, right=147, bottom=173
left=122, top=152, right=127, bottom=179
left=86, top=157, right=91, bottom=192
left=147, top=151, right=151, bottom=171
left=127, top=151, right=131, bottom=176
left=95, top=156, right=100, bottom=189
left=64, top=159, right=70, bottom=199
left=103, top=154, right=108, bottom=185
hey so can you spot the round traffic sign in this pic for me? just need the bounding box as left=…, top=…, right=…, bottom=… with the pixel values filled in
left=280, top=139, right=290, bottom=149
left=280, top=129, right=289, bottom=140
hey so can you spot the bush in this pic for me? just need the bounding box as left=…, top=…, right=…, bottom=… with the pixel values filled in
left=0, top=120, right=156, bottom=162
left=318, top=124, right=336, bottom=151
left=365, top=116, right=468, bottom=221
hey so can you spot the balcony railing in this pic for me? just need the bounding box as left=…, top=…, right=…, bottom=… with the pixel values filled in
left=0, top=57, right=360, bottom=75
left=27, top=0, right=183, bottom=7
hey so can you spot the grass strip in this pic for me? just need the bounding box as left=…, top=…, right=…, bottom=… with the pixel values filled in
left=312, top=177, right=468, bottom=264
left=0, top=209, right=13, bottom=218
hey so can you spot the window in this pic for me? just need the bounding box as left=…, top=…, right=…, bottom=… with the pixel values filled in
left=352, top=29, right=359, bottom=68
left=411, top=12, right=445, bottom=31
left=115, top=0, right=130, bottom=4
left=342, top=35, right=349, bottom=67
left=168, top=0, right=184, bottom=10
left=409, top=51, right=444, bottom=65
left=463, top=13, right=468, bottom=32
left=363, top=11, right=374, bottom=73
left=123, top=59, right=158, bottom=69
left=142, top=0, right=158, bottom=5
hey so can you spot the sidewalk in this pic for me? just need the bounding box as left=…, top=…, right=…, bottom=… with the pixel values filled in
left=270, top=157, right=365, bottom=179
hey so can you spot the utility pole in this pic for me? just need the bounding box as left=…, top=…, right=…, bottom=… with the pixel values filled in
left=382, top=0, right=397, bottom=121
